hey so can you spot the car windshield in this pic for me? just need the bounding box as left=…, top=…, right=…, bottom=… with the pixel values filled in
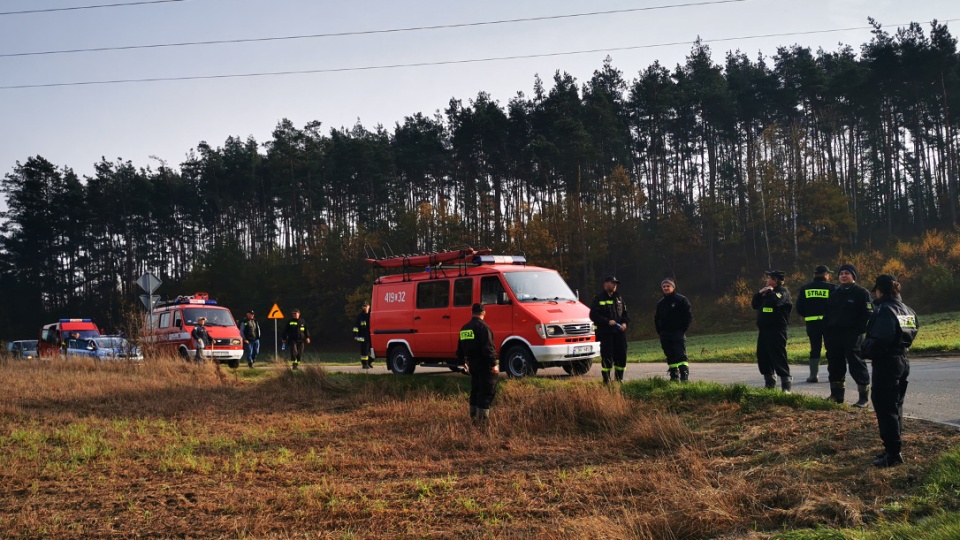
left=183, top=308, right=236, bottom=327
left=503, top=271, right=578, bottom=302
left=22, top=340, right=38, bottom=351
left=92, top=337, right=129, bottom=348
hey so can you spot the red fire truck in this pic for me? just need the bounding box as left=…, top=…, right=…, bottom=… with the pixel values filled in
left=367, top=248, right=599, bottom=377
left=144, top=292, right=244, bottom=367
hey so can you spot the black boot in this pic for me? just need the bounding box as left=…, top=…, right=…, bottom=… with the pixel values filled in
left=827, top=381, right=844, bottom=403
left=477, top=408, right=490, bottom=431
left=764, top=374, right=777, bottom=389
left=781, top=376, right=792, bottom=393
left=853, top=384, right=870, bottom=408
left=806, top=358, right=819, bottom=383
left=679, top=365, right=690, bottom=382
left=470, top=406, right=479, bottom=426
left=873, top=452, right=904, bottom=467
left=668, top=368, right=680, bottom=381
left=602, top=370, right=610, bottom=385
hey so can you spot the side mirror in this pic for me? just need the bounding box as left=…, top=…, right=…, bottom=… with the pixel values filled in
left=175, top=320, right=182, bottom=328
left=575, top=289, right=580, bottom=301
left=498, top=291, right=511, bottom=305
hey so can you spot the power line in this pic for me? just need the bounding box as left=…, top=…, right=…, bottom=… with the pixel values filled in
left=0, top=0, right=188, bottom=16
left=1, top=0, right=750, bottom=58
left=2, top=19, right=957, bottom=91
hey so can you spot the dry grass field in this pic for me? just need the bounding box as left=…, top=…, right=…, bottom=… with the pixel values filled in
left=0, top=357, right=957, bottom=539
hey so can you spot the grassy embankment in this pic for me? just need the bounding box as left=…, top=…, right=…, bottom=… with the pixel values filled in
left=0, top=356, right=957, bottom=538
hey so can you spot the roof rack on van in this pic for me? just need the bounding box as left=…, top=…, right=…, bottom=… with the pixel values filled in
left=156, top=292, right=219, bottom=308
left=365, top=244, right=503, bottom=282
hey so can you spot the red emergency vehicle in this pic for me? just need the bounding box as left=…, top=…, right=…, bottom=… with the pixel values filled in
left=144, top=292, right=244, bottom=368
left=368, top=249, right=600, bottom=377
left=38, top=318, right=102, bottom=358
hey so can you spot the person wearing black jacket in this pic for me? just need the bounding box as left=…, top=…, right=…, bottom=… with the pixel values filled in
left=457, top=303, right=499, bottom=428
left=190, top=316, right=212, bottom=364
left=282, top=308, right=311, bottom=370
left=590, top=276, right=631, bottom=384
left=862, top=274, right=918, bottom=467
left=353, top=301, right=372, bottom=369
left=654, top=278, right=693, bottom=382
left=752, top=270, right=793, bottom=391
left=239, top=310, right=261, bottom=368
left=795, top=265, right=836, bottom=383
left=823, top=264, right=874, bottom=407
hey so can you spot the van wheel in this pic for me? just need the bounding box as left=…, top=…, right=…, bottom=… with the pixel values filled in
left=227, top=359, right=240, bottom=369
left=562, top=358, right=593, bottom=376
left=503, top=346, right=535, bottom=378
left=178, top=347, right=190, bottom=361
left=388, top=345, right=416, bottom=375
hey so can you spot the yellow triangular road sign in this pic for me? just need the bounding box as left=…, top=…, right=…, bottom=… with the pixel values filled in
left=268, top=304, right=284, bottom=319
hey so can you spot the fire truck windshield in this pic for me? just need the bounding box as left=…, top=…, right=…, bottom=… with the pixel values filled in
left=183, top=308, right=236, bottom=327
left=503, top=271, right=577, bottom=302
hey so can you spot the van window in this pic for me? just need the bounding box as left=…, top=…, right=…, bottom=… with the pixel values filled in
left=453, top=278, right=473, bottom=307
left=481, top=276, right=507, bottom=305
left=159, top=312, right=171, bottom=328
left=416, top=281, right=450, bottom=309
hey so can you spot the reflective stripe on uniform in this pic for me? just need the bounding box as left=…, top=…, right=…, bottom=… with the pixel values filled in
left=762, top=307, right=774, bottom=313
left=614, top=366, right=625, bottom=371
left=600, top=367, right=612, bottom=372
left=599, top=300, right=614, bottom=306
left=668, top=361, right=689, bottom=368
left=804, top=315, right=824, bottom=321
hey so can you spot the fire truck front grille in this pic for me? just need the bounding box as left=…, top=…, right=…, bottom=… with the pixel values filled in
left=214, top=338, right=233, bottom=346
left=562, top=323, right=592, bottom=336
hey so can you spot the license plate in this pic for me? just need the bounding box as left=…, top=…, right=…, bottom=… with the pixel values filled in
left=572, top=345, right=592, bottom=355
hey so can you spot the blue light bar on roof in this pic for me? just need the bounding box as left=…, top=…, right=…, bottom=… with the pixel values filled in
left=59, top=318, right=92, bottom=323
left=474, top=255, right=526, bottom=265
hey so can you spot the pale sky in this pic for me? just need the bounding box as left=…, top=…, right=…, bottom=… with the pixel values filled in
left=1, top=0, right=957, bottom=179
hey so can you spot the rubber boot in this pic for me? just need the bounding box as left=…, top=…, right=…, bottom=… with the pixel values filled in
left=764, top=374, right=777, bottom=389
left=470, top=406, right=479, bottom=427
left=806, top=358, right=819, bottom=383
left=827, top=381, right=844, bottom=403
left=781, top=376, right=792, bottom=394
left=668, top=368, right=680, bottom=382
left=477, top=408, right=490, bottom=431
left=873, top=452, right=904, bottom=467
left=853, top=384, right=870, bottom=408
left=615, top=368, right=624, bottom=383
left=602, top=370, right=610, bottom=385
left=679, top=365, right=690, bottom=383
left=292, top=361, right=299, bottom=371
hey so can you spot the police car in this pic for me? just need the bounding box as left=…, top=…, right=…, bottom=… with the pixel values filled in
left=66, top=336, right=143, bottom=361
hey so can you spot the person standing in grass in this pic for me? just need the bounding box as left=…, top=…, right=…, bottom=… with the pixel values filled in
left=654, top=278, right=693, bottom=382
left=752, top=270, right=793, bottom=392
left=862, top=274, right=918, bottom=468
left=590, top=275, right=630, bottom=384
left=353, top=301, right=372, bottom=369
left=283, top=308, right=310, bottom=370
left=457, top=303, right=498, bottom=428
left=823, top=264, right=874, bottom=407
left=239, top=310, right=261, bottom=368
left=795, top=265, right=835, bottom=383
left=191, top=316, right=212, bottom=364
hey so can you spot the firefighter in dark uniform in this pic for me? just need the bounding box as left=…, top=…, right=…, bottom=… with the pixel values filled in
left=654, top=278, right=693, bottom=382
left=795, top=265, right=836, bottom=383
left=590, top=275, right=630, bottom=384
left=752, top=270, right=793, bottom=391
left=823, top=264, right=874, bottom=407
left=282, top=308, right=310, bottom=370
left=862, top=274, right=918, bottom=467
left=240, top=310, right=261, bottom=368
left=353, top=301, right=372, bottom=369
left=457, top=303, right=499, bottom=428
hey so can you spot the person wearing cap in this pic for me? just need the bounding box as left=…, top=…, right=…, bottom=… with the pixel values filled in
left=751, top=270, right=794, bottom=391
left=590, top=275, right=631, bottom=384
left=654, top=277, right=693, bottom=382
left=457, top=303, right=499, bottom=428
left=823, top=264, right=874, bottom=407
left=795, top=265, right=836, bottom=383
left=190, top=316, right=212, bottom=364
left=353, top=301, right=373, bottom=369
left=239, top=310, right=261, bottom=368
left=282, top=308, right=311, bottom=370
left=862, top=275, right=918, bottom=467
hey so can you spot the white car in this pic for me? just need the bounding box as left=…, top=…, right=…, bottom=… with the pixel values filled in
left=66, top=336, right=143, bottom=361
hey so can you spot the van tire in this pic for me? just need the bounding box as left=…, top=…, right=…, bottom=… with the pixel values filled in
left=227, top=358, right=240, bottom=369
left=178, top=347, right=190, bottom=361
left=562, top=358, right=593, bottom=376
left=388, top=345, right=416, bottom=375
left=502, top=346, right=535, bottom=378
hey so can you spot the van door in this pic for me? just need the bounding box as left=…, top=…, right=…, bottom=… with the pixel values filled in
left=412, top=280, right=451, bottom=356
left=481, top=275, right=513, bottom=352
left=450, top=277, right=475, bottom=350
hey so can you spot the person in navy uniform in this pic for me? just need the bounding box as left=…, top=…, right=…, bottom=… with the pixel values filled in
left=862, top=274, right=919, bottom=467
left=654, top=278, right=693, bottom=382
left=190, top=316, right=212, bottom=364
left=457, top=303, right=498, bottom=428
left=282, top=308, right=310, bottom=370
left=353, top=301, right=372, bottom=369
left=823, top=264, right=874, bottom=407
left=752, top=270, right=793, bottom=392
left=590, top=276, right=631, bottom=384
left=795, top=265, right=836, bottom=383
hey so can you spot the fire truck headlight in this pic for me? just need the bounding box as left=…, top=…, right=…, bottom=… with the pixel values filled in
left=535, top=324, right=547, bottom=339
left=230, top=339, right=241, bottom=346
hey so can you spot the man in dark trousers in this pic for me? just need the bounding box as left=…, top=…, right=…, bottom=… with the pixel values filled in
left=457, top=303, right=499, bottom=428
left=862, top=274, right=918, bottom=467
left=654, top=277, right=693, bottom=382
left=795, top=265, right=836, bottom=383
left=282, top=308, right=311, bottom=370
left=353, top=301, right=372, bottom=369
left=239, top=310, right=261, bottom=368
left=191, top=316, right=212, bottom=364
left=823, top=264, right=874, bottom=407
left=590, top=276, right=630, bottom=384
left=752, top=270, right=793, bottom=392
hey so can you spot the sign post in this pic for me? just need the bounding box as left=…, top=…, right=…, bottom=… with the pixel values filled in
left=136, top=271, right=163, bottom=324
left=267, top=303, right=284, bottom=361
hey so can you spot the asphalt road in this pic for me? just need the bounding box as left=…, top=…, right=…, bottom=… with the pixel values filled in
left=325, top=357, right=960, bottom=428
